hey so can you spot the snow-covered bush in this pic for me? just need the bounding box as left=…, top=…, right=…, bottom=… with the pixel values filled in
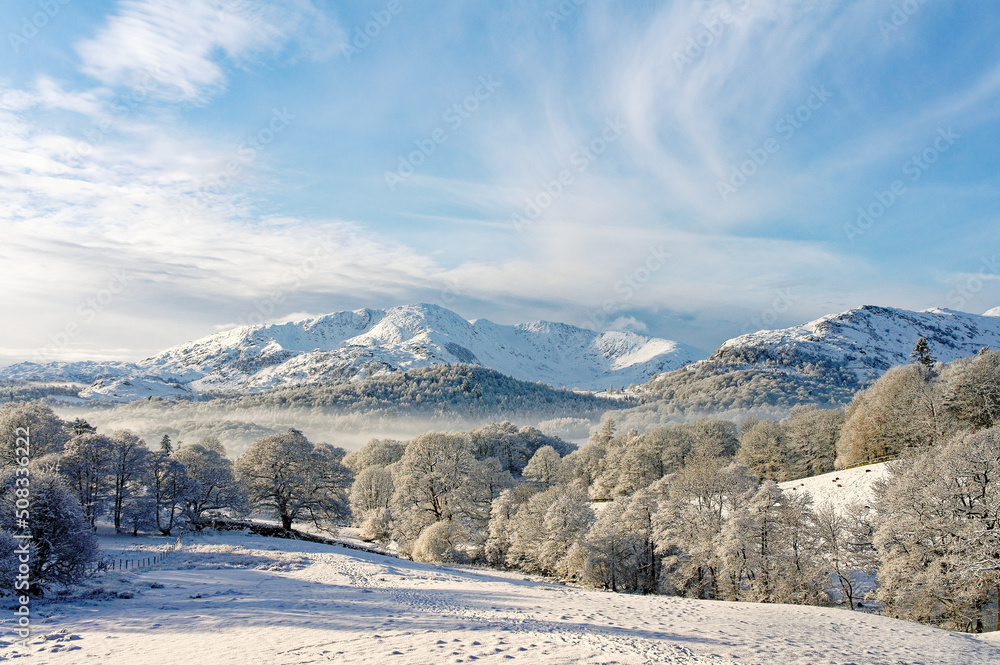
left=410, top=520, right=471, bottom=563
left=0, top=470, right=98, bottom=595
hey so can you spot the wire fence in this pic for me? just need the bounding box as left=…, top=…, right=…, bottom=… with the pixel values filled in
left=98, top=537, right=183, bottom=572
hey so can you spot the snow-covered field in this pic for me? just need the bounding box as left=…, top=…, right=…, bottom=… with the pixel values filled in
left=4, top=531, right=997, bottom=665
left=779, top=462, right=889, bottom=511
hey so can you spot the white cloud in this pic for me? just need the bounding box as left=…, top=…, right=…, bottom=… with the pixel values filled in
left=607, top=316, right=648, bottom=333
left=75, top=0, right=344, bottom=102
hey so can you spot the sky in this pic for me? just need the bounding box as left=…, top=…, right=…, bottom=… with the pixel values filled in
left=1, top=0, right=999, bottom=365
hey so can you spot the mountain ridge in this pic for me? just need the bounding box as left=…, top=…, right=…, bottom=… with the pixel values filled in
left=1, top=304, right=704, bottom=400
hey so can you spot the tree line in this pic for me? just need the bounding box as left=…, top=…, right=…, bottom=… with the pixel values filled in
left=0, top=403, right=356, bottom=594
left=2, top=344, right=998, bottom=632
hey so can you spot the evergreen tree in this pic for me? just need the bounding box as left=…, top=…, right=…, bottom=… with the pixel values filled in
left=911, top=336, right=935, bottom=368
left=68, top=418, right=96, bottom=436
left=160, top=434, right=173, bottom=454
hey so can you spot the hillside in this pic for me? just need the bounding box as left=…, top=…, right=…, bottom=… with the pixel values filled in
left=617, top=305, right=1000, bottom=424
left=6, top=531, right=995, bottom=664
left=710, top=305, right=1000, bottom=383
left=779, top=462, right=889, bottom=512
left=0, top=304, right=704, bottom=400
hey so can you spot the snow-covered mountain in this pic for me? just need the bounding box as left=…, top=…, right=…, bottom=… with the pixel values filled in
left=631, top=305, right=1000, bottom=416
left=709, top=305, right=1000, bottom=382
left=1, top=304, right=704, bottom=400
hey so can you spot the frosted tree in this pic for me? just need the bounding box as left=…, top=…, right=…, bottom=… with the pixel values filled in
left=410, top=520, right=471, bottom=563
left=685, top=419, right=740, bottom=459
left=149, top=451, right=188, bottom=535
left=235, top=429, right=351, bottom=531
left=390, top=432, right=478, bottom=552
left=538, top=485, right=594, bottom=577
left=736, top=420, right=789, bottom=481
left=781, top=406, right=845, bottom=478
left=174, top=439, right=244, bottom=523
left=593, top=487, right=660, bottom=593
left=626, top=443, right=667, bottom=495
left=874, top=427, right=1000, bottom=630
left=60, top=432, right=114, bottom=527
left=718, top=481, right=824, bottom=604
left=910, top=336, right=935, bottom=368
left=0, top=469, right=98, bottom=594
left=523, top=445, right=562, bottom=487
left=468, top=422, right=529, bottom=474
left=836, top=363, right=944, bottom=468
left=469, top=456, right=515, bottom=522
left=506, top=484, right=592, bottom=576
left=342, top=438, right=406, bottom=473
left=68, top=418, right=96, bottom=436
left=583, top=499, right=630, bottom=591
left=107, top=430, right=150, bottom=532
left=814, top=503, right=876, bottom=610
left=350, top=465, right=395, bottom=517
left=484, top=488, right=519, bottom=567
left=941, top=349, right=1000, bottom=431
left=654, top=460, right=756, bottom=599
left=0, top=402, right=69, bottom=466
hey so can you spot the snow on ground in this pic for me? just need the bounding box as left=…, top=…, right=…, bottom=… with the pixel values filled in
left=3, top=531, right=997, bottom=665
left=779, top=463, right=889, bottom=512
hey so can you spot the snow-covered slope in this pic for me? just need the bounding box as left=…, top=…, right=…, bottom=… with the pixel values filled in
left=0, top=304, right=704, bottom=399
left=779, top=462, right=889, bottom=512
left=10, top=531, right=996, bottom=664
left=711, top=305, right=1000, bottom=383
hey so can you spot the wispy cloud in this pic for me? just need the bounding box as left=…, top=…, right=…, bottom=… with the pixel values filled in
left=75, top=0, right=344, bottom=103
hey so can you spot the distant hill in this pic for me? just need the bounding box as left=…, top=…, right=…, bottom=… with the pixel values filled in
left=0, top=304, right=703, bottom=401
left=613, top=305, right=1000, bottom=427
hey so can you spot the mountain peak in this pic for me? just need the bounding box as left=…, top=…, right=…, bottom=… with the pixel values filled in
left=2, top=304, right=705, bottom=400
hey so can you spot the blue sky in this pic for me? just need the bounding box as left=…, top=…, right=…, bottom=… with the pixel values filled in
left=2, top=0, right=999, bottom=364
